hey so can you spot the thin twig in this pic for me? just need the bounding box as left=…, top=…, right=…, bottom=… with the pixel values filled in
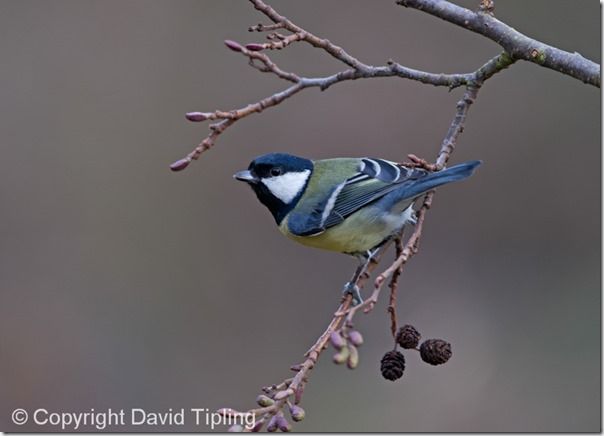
left=249, top=0, right=366, bottom=70
left=171, top=48, right=512, bottom=170
left=239, top=244, right=391, bottom=432
left=248, top=22, right=285, bottom=32
left=171, top=1, right=598, bottom=170
left=387, top=236, right=405, bottom=338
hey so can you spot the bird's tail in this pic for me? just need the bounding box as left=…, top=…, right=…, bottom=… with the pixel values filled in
left=404, top=160, right=482, bottom=198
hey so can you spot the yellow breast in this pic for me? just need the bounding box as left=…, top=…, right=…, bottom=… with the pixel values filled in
left=279, top=208, right=397, bottom=254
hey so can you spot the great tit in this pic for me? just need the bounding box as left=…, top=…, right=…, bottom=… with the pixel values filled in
left=234, top=153, right=480, bottom=303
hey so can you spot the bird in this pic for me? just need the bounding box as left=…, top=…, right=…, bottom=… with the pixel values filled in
left=234, top=153, right=481, bottom=304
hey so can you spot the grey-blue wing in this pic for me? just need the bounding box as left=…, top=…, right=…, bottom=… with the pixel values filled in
left=322, top=158, right=427, bottom=228
left=287, top=158, right=480, bottom=236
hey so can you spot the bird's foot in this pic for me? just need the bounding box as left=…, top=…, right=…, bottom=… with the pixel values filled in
left=343, top=282, right=363, bottom=306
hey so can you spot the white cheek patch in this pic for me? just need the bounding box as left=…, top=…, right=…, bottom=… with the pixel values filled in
left=261, top=170, right=311, bottom=204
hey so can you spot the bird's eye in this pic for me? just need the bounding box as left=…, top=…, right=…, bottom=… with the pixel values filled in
left=270, top=167, right=282, bottom=177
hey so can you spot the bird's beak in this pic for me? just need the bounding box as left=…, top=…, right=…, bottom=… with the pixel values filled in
left=233, top=170, right=259, bottom=184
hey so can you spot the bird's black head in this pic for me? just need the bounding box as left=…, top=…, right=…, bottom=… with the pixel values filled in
left=234, top=153, right=314, bottom=224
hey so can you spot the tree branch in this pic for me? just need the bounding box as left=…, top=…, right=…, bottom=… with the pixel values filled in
left=397, top=0, right=600, bottom=87
left=171, top=0, right=596, bottom=170
left=171, top=0, right=598, bottom=430
left=170, top=27, right=513, bottom=170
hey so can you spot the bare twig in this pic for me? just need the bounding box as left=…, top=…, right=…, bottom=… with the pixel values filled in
left=249, top=0, right=366, bottom=70
left=171, top=44, right=512, bottom=170
left=435, top=84, right=479, bottom=169
left=248, top=22, right=284, bottom=32
left=387, top=236, right=405, bottom=338
left=404, top=154, right=438, bottom=171
left=236, top=245, right=391, bottom=432
left=239, top=43, right=300, bottom=82
left=246, top=32, right=305, bottom=51
left=171, top=1, right=597, bottom=170
left=397, top=0, right=600, bottom=87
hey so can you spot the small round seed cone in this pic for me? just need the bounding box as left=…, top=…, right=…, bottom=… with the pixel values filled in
left=419, top=339, right=452, bottom=365
left=380, top=350, right=406, bottom=381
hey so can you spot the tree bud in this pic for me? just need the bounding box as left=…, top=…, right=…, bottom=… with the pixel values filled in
left=245, top=43, right=265, bottom=51
left=276, top=415, right=291, bottom=432
left=185, top=112, right=210, bottom=122
left=347, top=330, right=364, bottom=347
left=289, top=405, right=305, bottom=422
left=266, top=415, right=279, bottom=432
left=332, top=346, right=349, bottom=364
left=329, top=331, right=346, bottom=350
left=169, top=157, right=191, bottom=171
left=256, top=394, right=274, bottom=407
left=347, top=344, right=359, bottom=369
left=224, top=40, right=243, bottom=52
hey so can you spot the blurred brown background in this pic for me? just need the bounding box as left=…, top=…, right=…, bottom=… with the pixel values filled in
left=0, top=0, right=600, bottom=432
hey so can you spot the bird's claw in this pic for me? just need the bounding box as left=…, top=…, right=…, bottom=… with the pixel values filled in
left=343, top=282, right=363, bottom=305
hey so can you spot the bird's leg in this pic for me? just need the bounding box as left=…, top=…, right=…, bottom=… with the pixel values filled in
left=342, top=248, right=380, bottom=305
